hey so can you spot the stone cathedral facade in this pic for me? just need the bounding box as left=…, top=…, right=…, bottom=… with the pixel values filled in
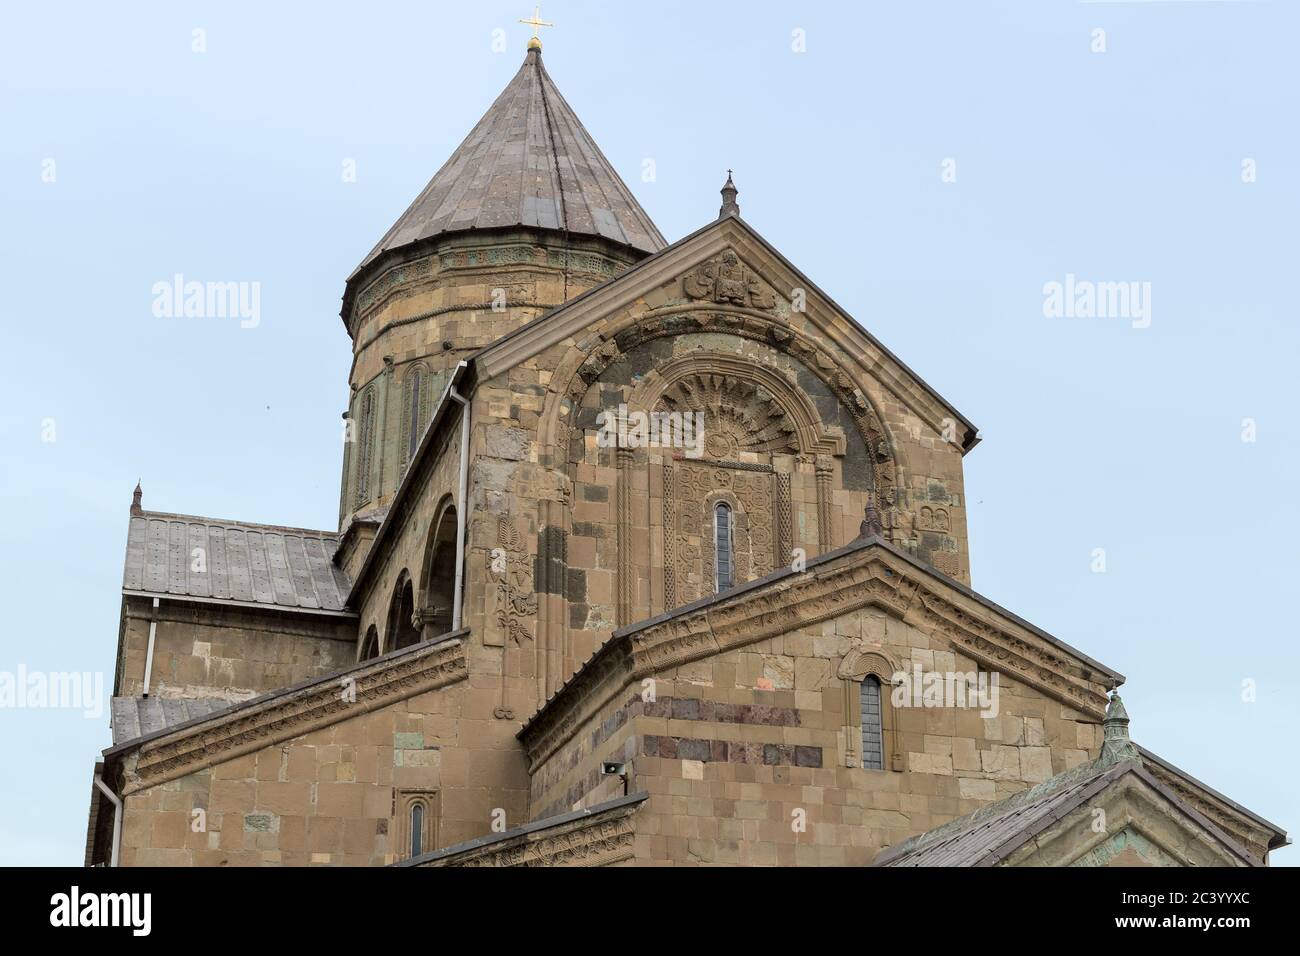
left=84, top=46, right=1285, bottom=867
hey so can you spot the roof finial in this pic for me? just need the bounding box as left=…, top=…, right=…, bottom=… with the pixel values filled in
left=718, top=169, right=740, bottom=219
left=131, top=480, right=143, bottom=516
left=1100, top=691, right=1140, bottom=764
left=519, top=4, right=554, bottom=51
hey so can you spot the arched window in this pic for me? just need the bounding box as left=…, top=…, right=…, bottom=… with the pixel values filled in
left=409, top=802, right=424, bottom=857
left=387, top=573, right=420, bottom=651
left=861, top=675, right=884, bottom=770
left=714, top=502, right=733, bottom=593
left=403, top=366, right=428, bottom=470
left=359, top=625, right=379, bottom=662
left=419, top=500, right=458, bottom=639
left=405, top=366, right=426, bottom=463
left=397, top=790, right=438, bottom=860
left=354, top=387, right=375, bottom=506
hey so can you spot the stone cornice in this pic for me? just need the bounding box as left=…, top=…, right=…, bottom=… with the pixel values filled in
left=523, top=637, right=635, bottom=771
left=521, top=539, right=1119, bottom=769
left=404, top=794, right=644, bottom=867
left=117, top=635, right=468, bottom=793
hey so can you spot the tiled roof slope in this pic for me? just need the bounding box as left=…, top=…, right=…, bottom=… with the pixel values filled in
left=122, top=511, right=352, bottom=613
left=110, top=696, right=235, bottom=746
left=874, top=759, right=1124, bottom=867
left=351, top=48, right=665, bottom=280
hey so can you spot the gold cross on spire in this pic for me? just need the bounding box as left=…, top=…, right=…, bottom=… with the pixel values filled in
left=519, top=5, right=554, bottom=51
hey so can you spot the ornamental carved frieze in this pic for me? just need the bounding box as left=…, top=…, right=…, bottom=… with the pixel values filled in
left=422, top=811, right=639, bottom=867
left=644, top=549, right=1110, bottom=719
left=557, top=308, right=903, bottom=540
left=682, top=249, right=777, bottom=311
left=354, top=253, right=437, bottom=320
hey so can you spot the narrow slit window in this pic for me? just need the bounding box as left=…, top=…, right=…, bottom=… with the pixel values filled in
left=715, top=502, right=733, bottom=593
left=861, top=675, right=884, bottom=770
left=407, top=369, right=423, bottom=462
left=355, top=388, right=375, bottom=504
left=409, top=802, right=424, bottom=857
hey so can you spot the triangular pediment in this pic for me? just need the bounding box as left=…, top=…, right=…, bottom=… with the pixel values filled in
left=520, top=536, right=1120, bottom=769
left=475, top=215, right=979, bottom=451
left=874, top=758, right=1261, bottom=867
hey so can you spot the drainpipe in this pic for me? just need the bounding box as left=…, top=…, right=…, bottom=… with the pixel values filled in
left=141, top=597, right=159, bottom=697
left=94, top=775, right=122, bottom=868
left=447, top=362, right=471, bottom=631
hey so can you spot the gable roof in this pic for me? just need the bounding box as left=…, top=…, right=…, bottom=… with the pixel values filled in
left=872, top=757, right=1260, bottom=867
left=122, top=510, right=354, bottom=616
left=1136, top=745, right=1289, bottom=851
left=519, top=535, right=1123, bottom=767
left=349, top=48, right=665, bottom=286
left=473, top=213, right=980, bottom=451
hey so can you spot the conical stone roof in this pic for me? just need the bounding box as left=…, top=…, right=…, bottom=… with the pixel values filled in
left=351, top=48, right=665, bottom=280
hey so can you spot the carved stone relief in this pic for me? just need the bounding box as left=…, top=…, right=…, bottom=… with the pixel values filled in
left=682, top=248, right=777, bottom=311
left=489, top=515, right=537, bottom=649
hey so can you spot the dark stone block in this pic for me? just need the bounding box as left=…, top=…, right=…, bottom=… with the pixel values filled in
left=670, top=698, right=700, bottom=720
left=676, top=738, right=712, bottom=762
left=763, top=744, right=782, bottom=765
left=568, top=602, right=589, bottom=629
left=535, top=526, right=567, bottom=595
left=710, top=740, right=729, bottom=762
left=642, top=735, right=659, bottom=756
left=609, top=338, right=675, bottom=385
left=582, top=484, right=609, bottom=502
left=565, top=567, right=587, bottom=601
left=794, top=746, right=823, bottom=768
left=658, top=737, right=678, bottom=759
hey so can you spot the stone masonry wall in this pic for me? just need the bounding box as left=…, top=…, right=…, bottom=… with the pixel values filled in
left=114, top=675, right=534, bottom=866
left=115, top=596, right=355, bottom=702
left=528, top=604, right=1103, bottom=866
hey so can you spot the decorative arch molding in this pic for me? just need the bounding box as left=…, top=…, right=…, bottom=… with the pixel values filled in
left=538, top=304, right=903, bottom=534
left=358, top=624, right=379, bottom=663
left=838, top=644, right=905, bottom=772
left=838, top=647, right=903, bottom=684
left=385, top=569, right=419, bottom=653
left=625, top=352, right=846, bottom=461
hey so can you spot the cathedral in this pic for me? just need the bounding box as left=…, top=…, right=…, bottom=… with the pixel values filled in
left=84, top=39, right=1286, bottom=867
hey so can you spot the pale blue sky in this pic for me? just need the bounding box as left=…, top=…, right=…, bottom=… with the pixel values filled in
left=2, top=0, right=1295, bottom=865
